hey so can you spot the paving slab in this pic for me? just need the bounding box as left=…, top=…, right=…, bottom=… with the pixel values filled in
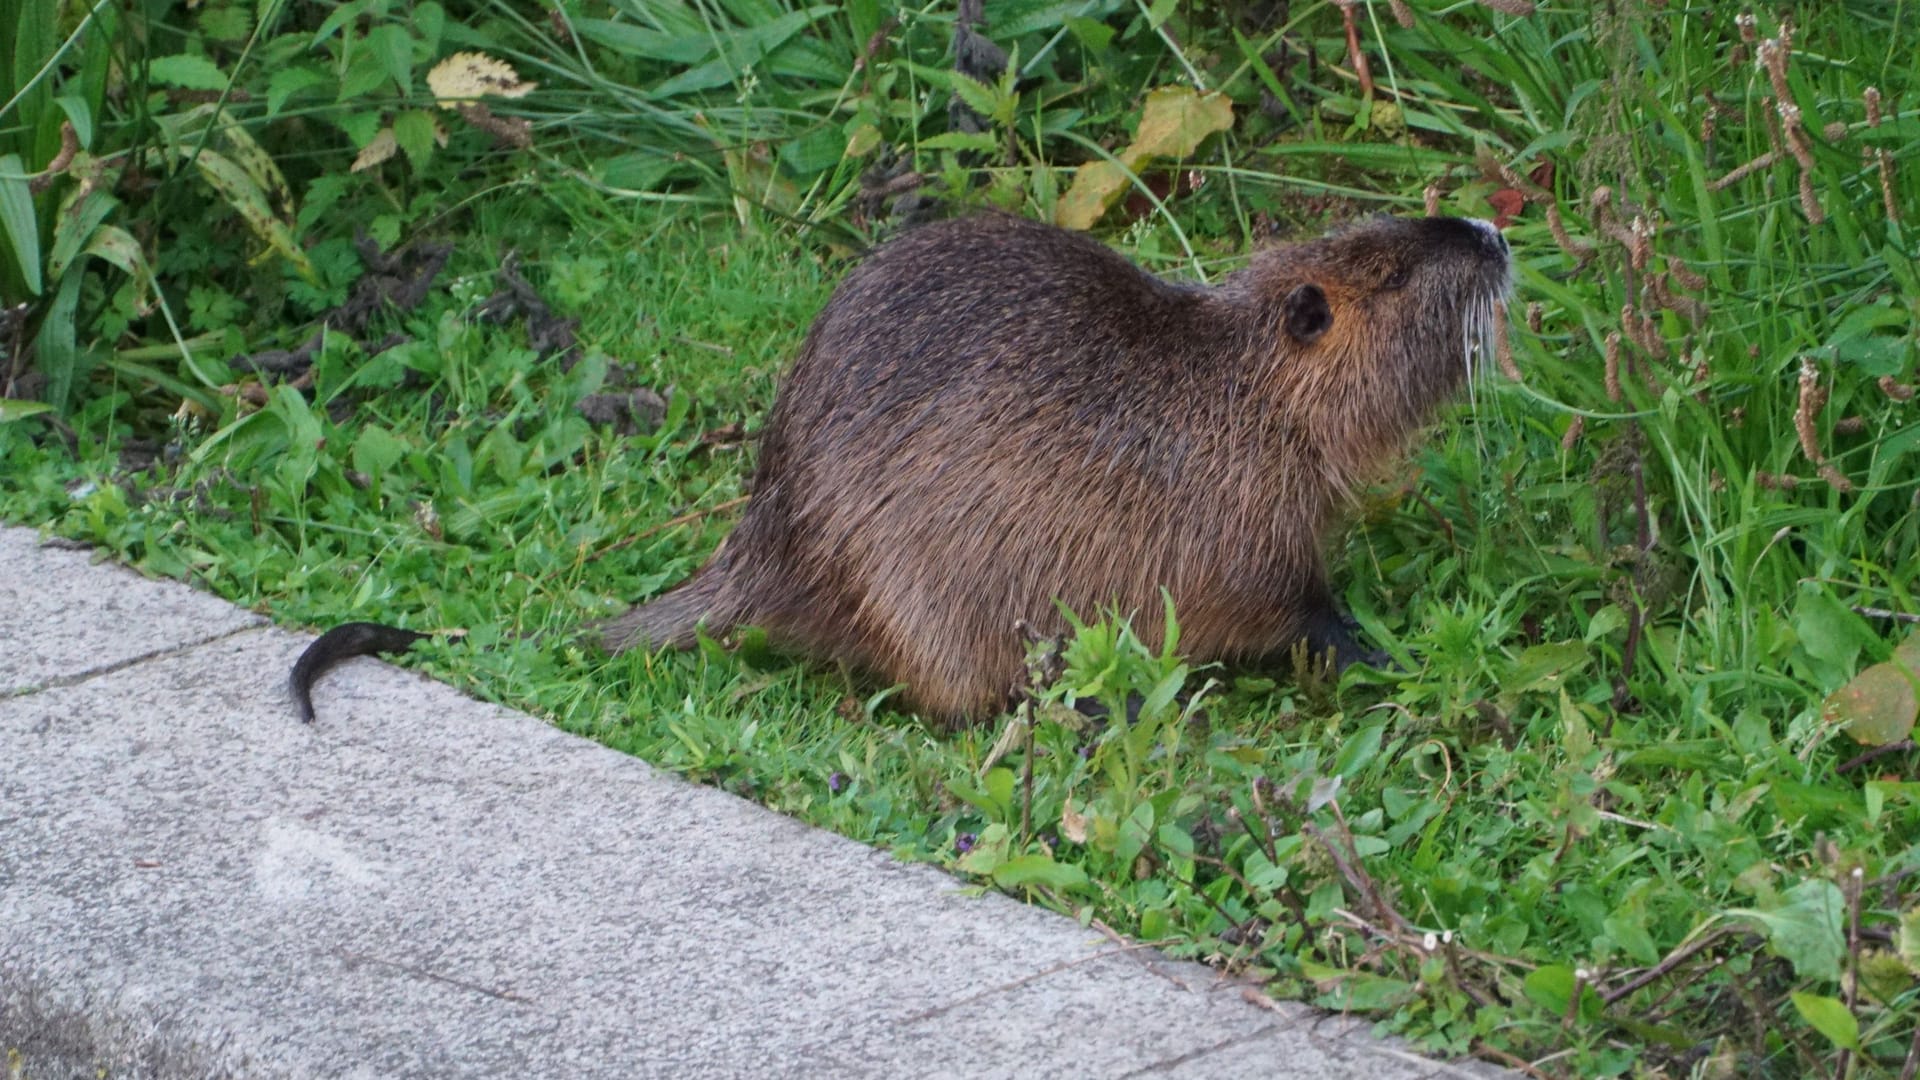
left=0, top=526, right=264, bottom=695
left=0, top=525, right=1504, bottom=1079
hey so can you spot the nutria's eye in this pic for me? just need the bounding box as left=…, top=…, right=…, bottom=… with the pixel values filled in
left=1382, top=267, right=1411, bottom=290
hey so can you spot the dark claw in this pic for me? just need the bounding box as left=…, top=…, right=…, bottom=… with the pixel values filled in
left=1301, top=607, right=1397, bottom=674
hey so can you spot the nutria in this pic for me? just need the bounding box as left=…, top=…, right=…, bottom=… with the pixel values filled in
left=585, top=211, right=1512, bottom=722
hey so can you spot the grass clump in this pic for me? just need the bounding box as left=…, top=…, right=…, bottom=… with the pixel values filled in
left=6, top=0, right=1920, bottom=1076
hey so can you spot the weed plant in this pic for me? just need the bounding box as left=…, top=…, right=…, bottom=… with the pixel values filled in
left=4, top=0, right=1920, bottom=1075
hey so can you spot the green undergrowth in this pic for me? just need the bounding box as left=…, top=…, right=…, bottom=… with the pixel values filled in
left=6, top=0, right=1920, bottom=1076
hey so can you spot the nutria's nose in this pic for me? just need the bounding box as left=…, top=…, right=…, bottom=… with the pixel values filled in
left=1466, top=218, right=1510, bottom=258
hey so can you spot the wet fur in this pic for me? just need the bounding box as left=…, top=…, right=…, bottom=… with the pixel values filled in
left=593, top=213, right=1511, bottom=722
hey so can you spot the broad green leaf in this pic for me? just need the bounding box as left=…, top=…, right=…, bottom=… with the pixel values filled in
left=0, top=153, right=43, bottom=295
left=1115, top=800, right=1153, bottom=863
left=1522, top=964, right=1602, bottom=1022
left=992, top=854, right=1088, bottom=891
left=1729, top=879, right=1846, bottom=981
left=1302, top=961, right=1417, bottom=1012
left=1789, top=992, right=1859, bottom=1050
left=35, top=268, right=85, bottom=411
left=53, top=94, right=93, bottom=148
left=47, top=187, right=114, bottom=280
left=1503, top=641, right=1589, bottom=693
left=0, top=399, right=54, bottom=422
left=1793, top=590, right=1874, bottom=679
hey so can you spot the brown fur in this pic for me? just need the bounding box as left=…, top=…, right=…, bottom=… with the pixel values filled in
left=593, top=212, right=1511, bottom=721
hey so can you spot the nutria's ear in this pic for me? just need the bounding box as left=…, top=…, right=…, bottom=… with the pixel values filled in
left=1282, top=284, right=1332, bottom=344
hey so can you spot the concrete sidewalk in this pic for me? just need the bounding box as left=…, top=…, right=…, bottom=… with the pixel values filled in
left=0, top=524, right=1500, bottom=1079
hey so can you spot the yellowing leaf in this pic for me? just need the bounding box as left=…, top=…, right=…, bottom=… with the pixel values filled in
left=1896, top=630, right=1920, bottom=672
left=1898, top=906, right=1920, bottom=973
left=1824, top=659, right=1920, bottom=746
left=1059, top=799, right=1088, bottom=844
left=352, top=128, right=398, bottom=172
left=427, top=52, right=536, bottom=109
left=1129, top=85, right=1234, bottom=161
left=1055, top=86, right=1232, bottom=230
left=1053, top=161, right=1130, bottom=231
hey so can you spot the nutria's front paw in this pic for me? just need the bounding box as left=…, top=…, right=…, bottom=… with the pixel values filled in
left=1301, top=608, right=1402, bottom=675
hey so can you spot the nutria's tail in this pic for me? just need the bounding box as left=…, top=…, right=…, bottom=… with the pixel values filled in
left=588, top=565, right=739, bottom=654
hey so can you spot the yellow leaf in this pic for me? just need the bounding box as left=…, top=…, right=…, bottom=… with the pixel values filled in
left=427, top=52, right=536, bottom=110
left=1060, top=799, right=1088, bottom=844
left=351, top=128, right=398, bottom=173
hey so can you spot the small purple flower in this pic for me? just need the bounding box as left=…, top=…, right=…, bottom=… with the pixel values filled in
left=955, top=832, right=977, bottom=854
left=828, top=771, right=846, bottom=793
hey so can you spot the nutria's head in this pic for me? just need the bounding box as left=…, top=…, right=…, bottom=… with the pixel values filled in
left=1247, top=215, right=1513, bottom=492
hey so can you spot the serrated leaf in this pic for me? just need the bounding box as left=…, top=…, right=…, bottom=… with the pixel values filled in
left=1789, top=992, right=1859, bottom=1050
left=428, top=51, right=537, bottom=107
left=365, top=24, right=414, bottom=94
left=352, top=425, right=406, bottom=478
left=149, top=54, right=230, bottom=91
left=951, top=74, right=1007, bottom=127
left=338, top=49, right=392, bottom=100
left=267, top=66, right=331, bottom=116
left=199, top=4, right=252, bottom=42
left=392, top=110, right=441, bottom=170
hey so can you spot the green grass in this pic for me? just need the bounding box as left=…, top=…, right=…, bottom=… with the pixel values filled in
left=7, top=1, right=1920, bottom=1076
